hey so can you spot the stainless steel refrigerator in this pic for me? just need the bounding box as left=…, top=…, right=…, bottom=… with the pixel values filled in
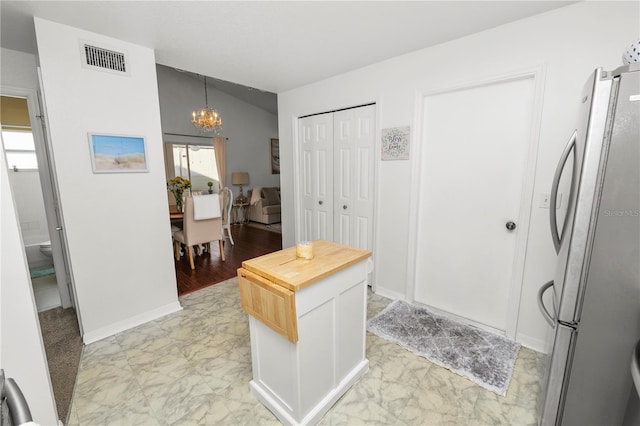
left=537, top=64, right=640, bottom=425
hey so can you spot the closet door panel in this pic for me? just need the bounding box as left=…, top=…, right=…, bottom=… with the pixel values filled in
left=337, top=214, right=350, bottom=246
left=333, top=106, right=375, bottom=250
left=299, top=112, right=333, bottom=241
left=356, top=216, right=369, bottom=251
left=336, top=145, right=351, bottom=245
left=298, top=105, right=374, bottom=255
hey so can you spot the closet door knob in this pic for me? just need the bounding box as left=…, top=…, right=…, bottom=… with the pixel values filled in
left=318, top=200, right=323, bottom=205
left=343, top=205, right=348, bottom=210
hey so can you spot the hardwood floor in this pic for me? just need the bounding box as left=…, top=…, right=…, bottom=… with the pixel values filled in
left=175, top=223, right=282, bottom=296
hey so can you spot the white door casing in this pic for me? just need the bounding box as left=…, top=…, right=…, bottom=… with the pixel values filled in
left=413, top=74, right=537, bottom=333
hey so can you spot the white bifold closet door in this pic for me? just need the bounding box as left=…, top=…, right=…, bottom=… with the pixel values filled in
left=298, top=104, right=375, bottom=251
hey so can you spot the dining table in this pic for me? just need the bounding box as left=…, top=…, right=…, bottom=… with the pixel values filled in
left=169, top=205, right=183, bottom=220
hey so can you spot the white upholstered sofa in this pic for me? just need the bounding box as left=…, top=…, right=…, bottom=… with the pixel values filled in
left=248, top=187, right=281, bottom=224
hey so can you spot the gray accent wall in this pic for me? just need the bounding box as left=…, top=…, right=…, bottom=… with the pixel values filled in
left=155, top=65, right=280, bottom=191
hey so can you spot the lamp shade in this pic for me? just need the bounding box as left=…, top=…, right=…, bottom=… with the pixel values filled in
left=232, top=172, right=249, bottom=185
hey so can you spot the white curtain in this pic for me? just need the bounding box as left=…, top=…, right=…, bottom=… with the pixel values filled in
left=213, top=136, right=226, bottom=188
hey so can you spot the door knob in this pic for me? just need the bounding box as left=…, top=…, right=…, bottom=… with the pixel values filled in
left=506, top=221, right=516, bottom=231
left=55, top=226, right=63, bottom=231
left=343, top=205, right=347, bottom=210
left=318, top=200, right=323, bottom=205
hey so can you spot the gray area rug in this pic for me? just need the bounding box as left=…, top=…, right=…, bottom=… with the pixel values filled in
left=367, top=300, right=520, bottom=396
left=247, top=221, right=282, bottom=234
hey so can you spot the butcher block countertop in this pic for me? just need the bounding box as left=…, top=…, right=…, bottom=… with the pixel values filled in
left=241, top=240, right=371, bottom=292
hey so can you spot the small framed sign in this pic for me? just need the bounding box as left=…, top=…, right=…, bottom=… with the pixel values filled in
left=381, top=126, right=410, bottom=161
left=88, top=133, right=148, bottom=173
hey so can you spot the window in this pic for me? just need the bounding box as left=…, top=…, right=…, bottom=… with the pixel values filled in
left=166, top=143, right=219, bottom=192
left=2, top=130, right=38, bottom=170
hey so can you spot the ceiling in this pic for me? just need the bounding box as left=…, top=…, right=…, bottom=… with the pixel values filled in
left=171, top=66, right=280, bottom=115
left=1, top=1, right=575, bottom=98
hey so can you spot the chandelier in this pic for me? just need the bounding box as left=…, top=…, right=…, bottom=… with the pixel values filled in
left=191, top=76, right=223, bottom=134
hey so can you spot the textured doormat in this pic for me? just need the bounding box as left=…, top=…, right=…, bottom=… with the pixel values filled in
left=30, top=264, right=55, bottom=279
left=367, top=300, right=520, bottom=396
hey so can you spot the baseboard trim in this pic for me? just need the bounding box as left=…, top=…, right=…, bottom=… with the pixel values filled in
left=516, top=332, right=547, bottom=353
left=82, top=301, right=182, bottom=345
left=372, top=286, right=404, bottom=301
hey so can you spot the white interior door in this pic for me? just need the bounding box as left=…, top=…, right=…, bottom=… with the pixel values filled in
left=299, top=112, right=334, bottom=241
left=414, top=76, right=535, bottom=332
left=333, top=105, right=375, bottom=249
left=35, top=71, right=77, bottom=311
left=1, top=86, right=76, bottom=311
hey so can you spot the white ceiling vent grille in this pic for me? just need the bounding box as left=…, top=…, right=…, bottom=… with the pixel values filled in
left=80, top=41, right=130, bottom=76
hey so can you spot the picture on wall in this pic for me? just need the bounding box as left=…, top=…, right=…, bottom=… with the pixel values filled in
left=271, top=138, right=280, bottom=174
left=88, top=133, right=148, bottom=173
left=381, top=126, right=410, bottom=161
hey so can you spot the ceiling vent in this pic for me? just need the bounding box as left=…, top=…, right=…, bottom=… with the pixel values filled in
left=80, top=41, right=130, bottom=76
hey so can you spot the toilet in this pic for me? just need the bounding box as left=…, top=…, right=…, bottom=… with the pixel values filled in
left=39, top=241, right=52, bottom=257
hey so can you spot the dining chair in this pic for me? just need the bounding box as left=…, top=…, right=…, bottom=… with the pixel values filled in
left=221, top=187, right=234, bottom=245
left=172, top=195, right=225, bottom=269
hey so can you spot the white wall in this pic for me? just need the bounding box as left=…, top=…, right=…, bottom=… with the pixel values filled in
left=278, top=1, right=639, bottom=351
left=1, top=138, right=58, bottom=424
left=9, top=170, right=51, bottom=268
left=8, top=171, right=50, bottom=246
left=0, top=46, right=58, bottom=426
left=0, top=48, right=39, bottom=90
left=156, top=65, right=279, bottom=192
left=34, top=18, right=181, bottom=343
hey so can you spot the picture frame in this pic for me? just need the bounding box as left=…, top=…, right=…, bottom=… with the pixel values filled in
left=88, top=133, right=148, bottom=173
left=381, top=126, right=411, bottom=161
left=270, top=138, right=280, bottom=174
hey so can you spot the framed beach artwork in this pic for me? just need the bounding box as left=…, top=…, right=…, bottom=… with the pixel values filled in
left=88, top=133, right=148, bottom=173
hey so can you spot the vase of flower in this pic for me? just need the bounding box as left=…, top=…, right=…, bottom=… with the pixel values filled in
left=207, top=181, right=214, bottom=194
left=176, top=189, right=184, bottom=211
left=167, top=176, right=191, bottom=212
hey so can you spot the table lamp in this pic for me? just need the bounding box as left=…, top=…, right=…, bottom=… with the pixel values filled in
left=232, top=172, right=250, bottom=204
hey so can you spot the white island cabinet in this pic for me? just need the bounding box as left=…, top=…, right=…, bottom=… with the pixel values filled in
left=238, top=240, right=372, bottom=425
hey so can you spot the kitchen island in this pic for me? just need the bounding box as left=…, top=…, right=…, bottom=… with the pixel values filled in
left=238, top=240, right=372, bottom=425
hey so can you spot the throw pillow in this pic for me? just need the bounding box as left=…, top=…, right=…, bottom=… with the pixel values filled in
left=261, top=187, right=280, bottom=206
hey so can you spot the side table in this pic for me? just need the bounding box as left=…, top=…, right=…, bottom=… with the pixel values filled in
left=232, top=203, right=249, bottom=224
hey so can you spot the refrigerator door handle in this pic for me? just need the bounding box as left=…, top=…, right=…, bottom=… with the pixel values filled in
left=537, top=280, right=556, bottom=327
left=550, top=130, right=577, bottom=253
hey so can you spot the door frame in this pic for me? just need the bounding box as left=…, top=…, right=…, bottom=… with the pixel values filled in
left=1, top=84, right=82, bottom=334
left=406, top=66, right=546, bottom=339
left=292, top=102, right=380, bottom=290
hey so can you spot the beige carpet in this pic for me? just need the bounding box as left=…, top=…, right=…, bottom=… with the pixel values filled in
left=38, top=307, right=83, bottom=423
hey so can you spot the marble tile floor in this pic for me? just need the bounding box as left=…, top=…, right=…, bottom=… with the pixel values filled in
left=68, top=278, right=545, bottom=425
